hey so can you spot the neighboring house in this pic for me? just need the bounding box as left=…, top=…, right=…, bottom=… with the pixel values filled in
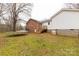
left=42, top=8, right=79, bottom=37
left=26, top=19, right=46, bottom=33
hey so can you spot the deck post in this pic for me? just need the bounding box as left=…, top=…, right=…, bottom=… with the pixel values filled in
left=56, top=29, right=58, bottom=35
left=78, top=29, right=79, bottom=39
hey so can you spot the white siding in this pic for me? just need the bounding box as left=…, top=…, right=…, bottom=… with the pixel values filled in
left=42, top=22, right=48, bottom=26
left=42, top=21, right=52, bottom=30
left=49, top=11, right=79, bottom=29
left=57, top=29, right=79, bottom=37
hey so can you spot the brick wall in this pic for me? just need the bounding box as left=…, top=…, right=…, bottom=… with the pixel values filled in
left=26, top=19, right=42, bottom=33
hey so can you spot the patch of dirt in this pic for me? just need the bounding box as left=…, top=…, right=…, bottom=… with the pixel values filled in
left=0, top=38, right=6, bottom=48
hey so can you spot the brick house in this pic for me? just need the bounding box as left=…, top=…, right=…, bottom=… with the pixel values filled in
left=26, top=19, right=45, bottom=33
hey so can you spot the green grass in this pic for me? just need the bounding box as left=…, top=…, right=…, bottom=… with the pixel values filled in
left=0, top=32, right=79, bottom=56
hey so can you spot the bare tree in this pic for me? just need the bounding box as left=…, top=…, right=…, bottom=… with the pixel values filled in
left=64, top=3, right=79, bottom=9
left=0, top=3, right=33, bottom=31
left=0, top=3, right=10, bottom=24
left=10, top=3, right=33, bottom=31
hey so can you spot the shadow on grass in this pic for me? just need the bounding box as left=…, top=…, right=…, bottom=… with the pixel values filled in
left=6, top=32, right=27, bottom=37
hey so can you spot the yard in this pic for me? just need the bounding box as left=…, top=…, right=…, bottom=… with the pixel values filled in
left=0, top=32, right=79, bottom=56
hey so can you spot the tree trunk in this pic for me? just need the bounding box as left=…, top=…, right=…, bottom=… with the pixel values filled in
left=12, top=3, right=17, bottom=31
left=13, top=17, right=17, bottom=31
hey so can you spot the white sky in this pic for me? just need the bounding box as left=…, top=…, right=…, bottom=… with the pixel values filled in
left=1, top=0, right=79, bottom=21
left=1, top=0, right=79, bottom=29
left=31, top=2, right=63, bottom=21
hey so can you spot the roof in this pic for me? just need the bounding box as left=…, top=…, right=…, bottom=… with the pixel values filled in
left=27, top=18, right=42, bottom=24
left=40, top=19, right=51, bottom=23
left=41, top=8, right=79, bottom=23
left=50, top=8, right=79, bottom=20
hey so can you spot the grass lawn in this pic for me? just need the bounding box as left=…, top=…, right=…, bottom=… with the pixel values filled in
left=0, top=32, right=79, bottom=56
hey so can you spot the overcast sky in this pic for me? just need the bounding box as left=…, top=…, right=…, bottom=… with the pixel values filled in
left=31, top=2, right=63, bottom=21
left=1, top=0, right=79, bottom=21
left=1, top=0, right=79, bottom=27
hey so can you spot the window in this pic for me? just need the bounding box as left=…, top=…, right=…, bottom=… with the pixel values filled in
left=48, top=22, right=50, bottom=25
